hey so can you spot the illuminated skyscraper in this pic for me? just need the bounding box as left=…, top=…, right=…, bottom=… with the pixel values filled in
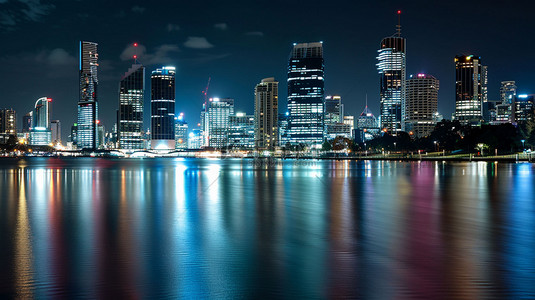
left=118, top=63, right=145, bottom=150
left=22, top=112, right=32, bottom=133
left=286, top=42, right=324, bottom=147
left=51, top=120, right=61, bottom=144
left=514, top=94, right=534, bottom=124
left=77, top=41, right=99, bottom=149
left=254, top=77, right=278, bottom=150
left=151, top=66, right=176, bottom=150
left=377, top=16, right=406, bottom=134
left=175, top=113, right=188, bottom=150
left=0, top=108, right=16, bottom=143
left=30, top=97, right=52, bottom=145
left=454, top=55, right=487, bottom=125
left=229, top=113, right=255, bottom=149
left=500, top=81, right=516, bottom=104
left=405, top=74, right=439, bottom=137
left=324, top=95, right=343, bottom=125
left=204, top=98, right=234, bottom=148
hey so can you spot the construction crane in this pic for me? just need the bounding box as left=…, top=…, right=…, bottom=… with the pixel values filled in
left=201, top=77, right=211, bottom=104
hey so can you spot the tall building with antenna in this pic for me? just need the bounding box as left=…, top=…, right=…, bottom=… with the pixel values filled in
left=77, top=41, right=99, bottom=149
left=118, top=62, right=145, bottom=150
left=377, top=11, right=406, bottom=134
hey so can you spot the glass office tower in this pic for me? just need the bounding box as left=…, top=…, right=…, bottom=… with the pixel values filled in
left=286, top=42, right=324, bottom=147
left=454, top=55, right=487, bottom=125
left=118, top=64, right=145, bottom=150
left=151, top=66, right=176, bottom=150
left=77, top=41, right=99, bottom=149
left=377, top=33, right=406, bottom=134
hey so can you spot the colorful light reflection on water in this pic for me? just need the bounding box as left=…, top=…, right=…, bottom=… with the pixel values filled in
left=0, top=158, right=534, bottom=298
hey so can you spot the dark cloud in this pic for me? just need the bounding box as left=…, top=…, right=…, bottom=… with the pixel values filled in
left=245, top=31, right=264, bottom=37
left=131, top=5, right=145, bottom=14
left=167, top=23, right=180, bottom=32
left=183, top=37, right=214, bottom=49
left=214, top=23, right=228, bottom=30
left=0, top=0, right=55, bottom=28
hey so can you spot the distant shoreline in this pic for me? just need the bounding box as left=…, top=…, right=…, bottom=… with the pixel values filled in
left=1, top=154, right=533, bottom=163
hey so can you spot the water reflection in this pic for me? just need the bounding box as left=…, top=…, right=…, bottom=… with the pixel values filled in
left=0, top=158, right=534, bottom=298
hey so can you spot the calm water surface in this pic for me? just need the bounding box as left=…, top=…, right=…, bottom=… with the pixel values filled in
left=0, top=158, right=534, bottom=299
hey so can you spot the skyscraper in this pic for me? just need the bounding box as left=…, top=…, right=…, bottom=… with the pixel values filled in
left=51, top=120, right=61, bottom=144
left=377, top=17, right=406, bottom=134
left=500, top=81, right=517, bottom=104
left=254, top=77, right=279, bottom=150
left=229, top=113, right=255, bottom=149
left=454, top=55, right=487, bottom=125
left=151, top=66, right=176, bottom=150
left=77, top=41, right=99, bottom=150
left=118, top=63, right=145, bottom=150
left=324, top=95, right=343, bottom=125
left=0, top=108, right=16, bottom=143
left=175, top=113, right=188, bottom=150
left=286, top=42, right=325, bottom=147
left=357, top=104, right=379, bottom=142
left=513, top=94, right=534, bottom=124
left=22, top=112, right=32, bottom=133
left=405, top=74, right=439, bottom=138
left=204, top=98, right=234, bottom=148
left=30, top=97, right=52, bottom=145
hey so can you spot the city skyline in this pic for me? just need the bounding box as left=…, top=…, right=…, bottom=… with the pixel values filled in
left=1, top=1, right=535, bottom=139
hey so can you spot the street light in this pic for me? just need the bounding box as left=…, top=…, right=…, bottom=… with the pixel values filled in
left=521, top=139, right=526, bottom=150
left=434, top=141, right=437, bottom=152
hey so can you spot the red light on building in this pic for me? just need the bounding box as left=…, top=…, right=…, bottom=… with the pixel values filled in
left=133, top=55, right=137, bottom=59
left=96, top=120, right=100, bottom=124
left=134, top=43, right=138, bottom=47
left=397, top=10, right=401, bottom=14
left=47, top=98, right=52, bottom=102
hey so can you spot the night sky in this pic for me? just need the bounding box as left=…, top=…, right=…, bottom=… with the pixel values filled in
left=1, top=0, right=534, bottom=139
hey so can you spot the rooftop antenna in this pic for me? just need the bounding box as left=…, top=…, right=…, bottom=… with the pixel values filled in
left=396, top=10, right=402, bottom=37
left=365, top=93, right=368, bottom=108
left=133, top=42, right=139, bottom=64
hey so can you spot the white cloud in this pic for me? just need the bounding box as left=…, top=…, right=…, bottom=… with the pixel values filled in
left=47, top=48, right=77, bottom=65
left=214, top=23, right=228, bottom=30
left=131, top=5, right=145, bottom=14
left=183, top=37, right=214, bottom=49
left=167, top=23, right=180, bottom=32
left=245, top=31, right=264, bottom=37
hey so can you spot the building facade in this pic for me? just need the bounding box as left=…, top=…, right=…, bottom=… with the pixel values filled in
left=229, top=113, right=255, bottom=149
left=0, top=108, right=16, bottom=143
left=151, top=66, right=176, bottom=150
left=30, top=97, right=52, bottom=146
left=500, top=81, right=516, bottom=104
left=77, top=41, right=99, bottom=149
left=254, top=77, right=279, bottom=150
left=175, top=114, right=188, bottom=150
left=377, top=34, right=406, bottom=134
left=203, top=98, right=234, bottom=148
left=118, top=64, right=145, bottom=150
left=286, top=42, right=325, bottom=147
left=324, top=95, right=343, bottom=125
left=357, top=105, right=379, bottom=141
left=454, top=55, right=487, bottom=125
left=405, top=74, right=439, bottom=138
left=51, top=120, right=61, bottom=144
left=514, top=94, right=534, bottom=124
